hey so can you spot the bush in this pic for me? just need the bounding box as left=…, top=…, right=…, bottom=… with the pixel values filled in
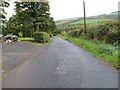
left=97, top=20, right=118, bottom=44
left=61, top=31, right=67, bottom=36
left=86, top=24, right=98, bottom=40
left=68, top=29, right=83, bottom=37
left=33, top=32, right=50, bottom=43
left=82, top=20, right=118, bottom=45
left=49, top=34, right=53, bottom=37
left=18, top=32, right=23, bottom=37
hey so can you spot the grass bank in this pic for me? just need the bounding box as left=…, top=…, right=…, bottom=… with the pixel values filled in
left=20, top=40, right=53, bottom=46
left=19, top=37, right=35, bottom=41
left=59, top=35, right=119, bottom=70
left=19, top=37, right=53, bottom=46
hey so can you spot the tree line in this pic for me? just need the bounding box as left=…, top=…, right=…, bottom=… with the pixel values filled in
left=0, top=0, right=10, bottom=33
left=2, top=1, right=56, bottom=37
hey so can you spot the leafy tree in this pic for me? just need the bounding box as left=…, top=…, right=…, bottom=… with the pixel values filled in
left=13, top=1, right=56, bottom=36
left=0, top=0, right=10, bottom=33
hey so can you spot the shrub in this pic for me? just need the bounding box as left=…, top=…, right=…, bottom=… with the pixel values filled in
left=33, top=32, right=50, bottom=43
left=18, top=32, right=23, bottom=37
left=49, top=34, right=53, bottom=37
left=61, top=31, right=67, bottom=36
left=86, top=24, right=98, bottom=40
left=83, top=20, right=118, bottom=45
left=68, top=29, right=83, bottom=37
left=97, top=20, right=118, bottom=44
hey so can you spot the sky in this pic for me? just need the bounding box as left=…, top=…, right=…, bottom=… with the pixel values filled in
left=5, top=0, right=120, bottom=20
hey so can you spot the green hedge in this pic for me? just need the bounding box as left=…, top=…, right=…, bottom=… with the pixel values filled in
left=68, top=29, right=83, bottom=38
left=61, top=31, right=67, bottom=36
left=66, top=20, right=118, bottom=45
left=57, top=20, right=118, bottom=46
left=87, top=20, right=118, bottom=45
left=33, top=32, right=50, bottom=43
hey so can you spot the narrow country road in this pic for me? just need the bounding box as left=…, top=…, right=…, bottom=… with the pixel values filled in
left=3, top=37, right=118, bottom=88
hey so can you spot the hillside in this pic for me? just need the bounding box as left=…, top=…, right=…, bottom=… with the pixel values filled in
left=55, top=11, right=119, bottom=26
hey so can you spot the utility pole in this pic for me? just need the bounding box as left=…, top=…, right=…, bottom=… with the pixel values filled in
left=83, top=0, right=87, bottom=34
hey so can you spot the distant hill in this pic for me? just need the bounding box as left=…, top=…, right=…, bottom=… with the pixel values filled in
left=110, top=11, right=120, bottom=15
left=55, top=11, right=119, bottom=26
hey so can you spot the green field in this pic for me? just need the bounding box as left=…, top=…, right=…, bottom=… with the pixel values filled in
left=71, top=19, right=111, bottom=24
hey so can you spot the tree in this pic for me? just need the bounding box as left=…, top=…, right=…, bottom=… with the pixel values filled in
left=14, top=1, right=56, bottom=37
left=0, top=0, right=10, bottom=33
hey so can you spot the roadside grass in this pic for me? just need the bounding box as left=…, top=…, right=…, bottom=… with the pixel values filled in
left=19, top=37, right=35, bottom=41
left=58, top=35, right=119, bottom=70
left=25, top=40, right=53, bottom=46
left=71, top=19, right=111, bottom=24
left=19, top=37, right=53, bottom=46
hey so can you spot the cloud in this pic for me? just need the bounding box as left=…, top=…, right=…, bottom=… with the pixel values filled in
left=49, top=0, right=119, bottom=20
left=5, top=0, right=119, bottom=20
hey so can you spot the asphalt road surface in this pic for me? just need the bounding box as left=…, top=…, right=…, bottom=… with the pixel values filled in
left=3, top=37, right=118, bottom=88
left=2, top=41, right=48, bottom=74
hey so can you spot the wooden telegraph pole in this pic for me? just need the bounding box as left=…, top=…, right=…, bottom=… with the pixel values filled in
left=83, top=0, right=87, bottom=34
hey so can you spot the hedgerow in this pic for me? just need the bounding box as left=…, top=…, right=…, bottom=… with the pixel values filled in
left=33, top=32, right=50, bottom=43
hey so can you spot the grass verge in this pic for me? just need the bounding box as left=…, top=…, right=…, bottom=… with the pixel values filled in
left=19, top=37, right=53, bottom=46
left=58, top=35, right=119, bottom=70
left=20, top=40, right=53, bottom=46
left=19, top=37, right=35, bottom=41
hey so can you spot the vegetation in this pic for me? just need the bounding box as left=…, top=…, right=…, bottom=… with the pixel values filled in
left=0, top=0, right=10, bottom=33
left=71, top=19, right=111, bottom=24
left=20, top=39, right=53, bottom=46
left=68, top=29, right=83, bottom=38
left=19, top=37, right=34, bottom=41
left=56, top=19, right=118, bottom=45
left=33, top=32, right=50, bottom=43
left=18, top=32, right=23, bottom=38
left=55, top=11, right=119, bottom=26
left=2, top=1, right=56, bottom=43
left=59, top=35, right=119, bottom=70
